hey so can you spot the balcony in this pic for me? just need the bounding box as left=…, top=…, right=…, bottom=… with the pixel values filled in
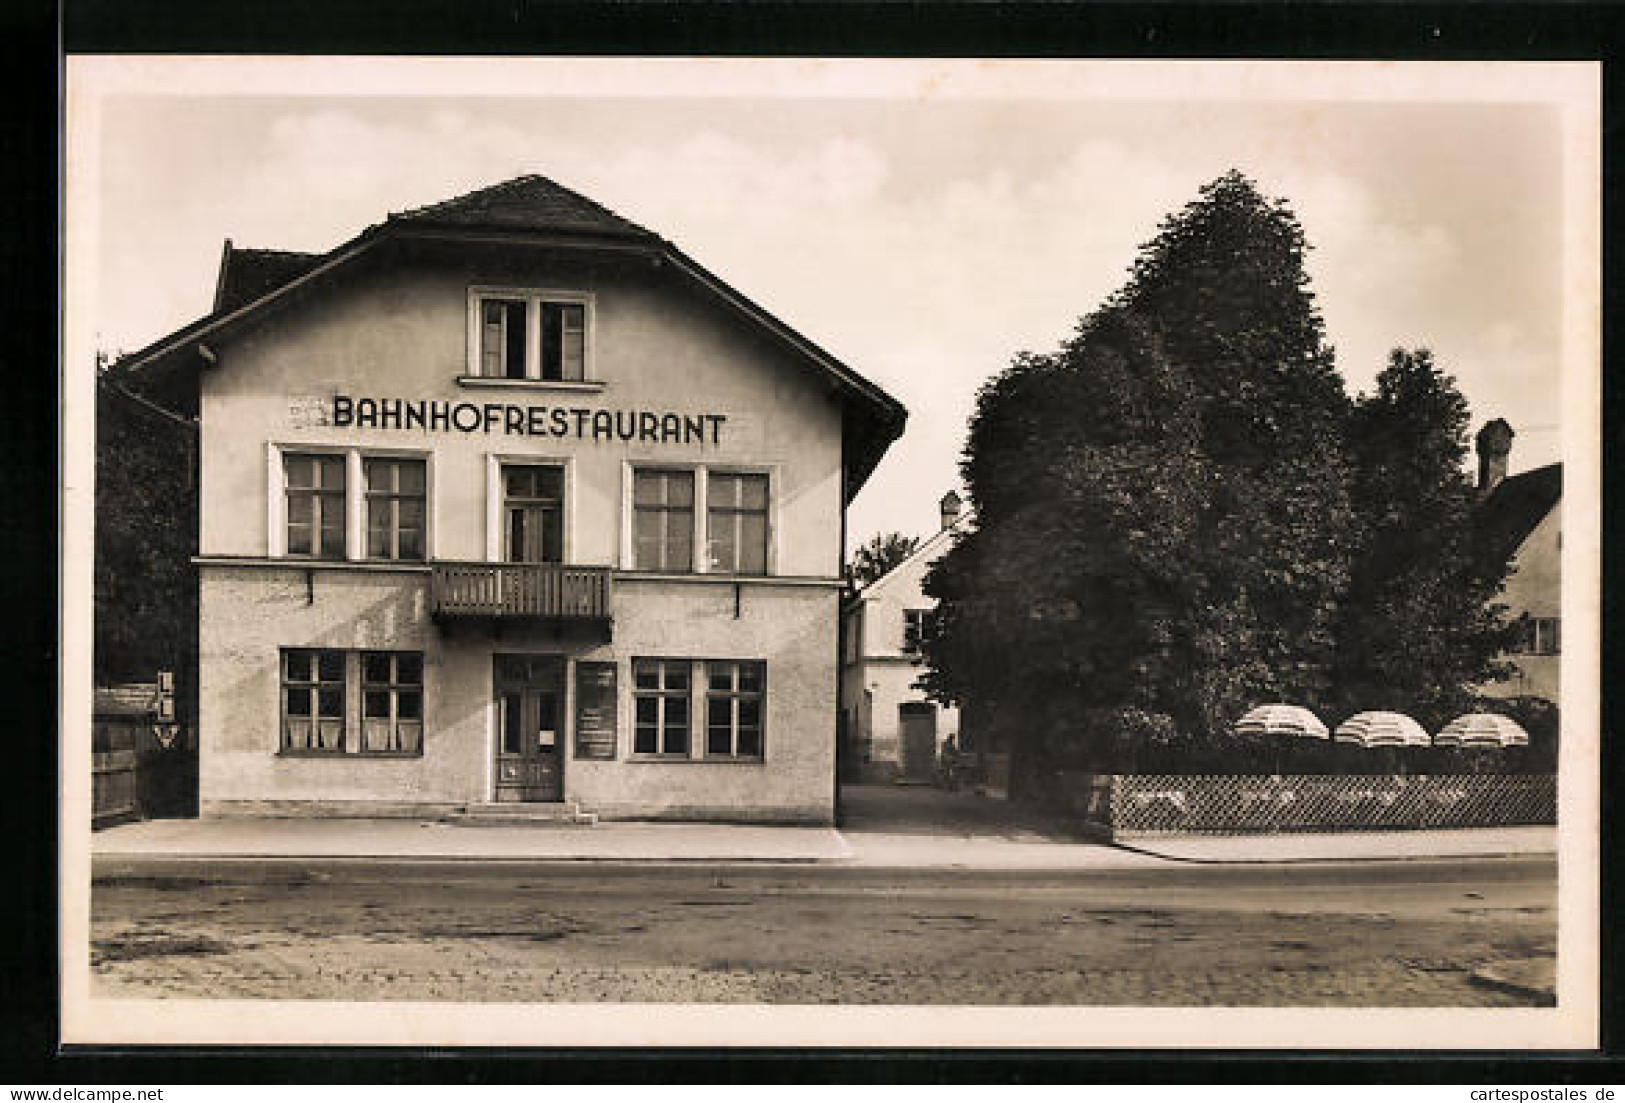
left=431, top=561, right=613, bottom=624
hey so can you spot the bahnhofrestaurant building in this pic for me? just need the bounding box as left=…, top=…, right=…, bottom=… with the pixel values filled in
left=111, top=175, right=906, bottom=823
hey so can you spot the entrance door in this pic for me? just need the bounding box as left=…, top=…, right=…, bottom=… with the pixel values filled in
left=899, top=702, right=938, bottom=783
left=494, top=655, right=565, bottom=802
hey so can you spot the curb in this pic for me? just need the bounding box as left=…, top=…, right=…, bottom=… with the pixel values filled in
left=1469, top=960, right=1557, bottom=1006
left=91, top=852, right=842, bottom=865
left=1106, top=842, right=1557, bottom=866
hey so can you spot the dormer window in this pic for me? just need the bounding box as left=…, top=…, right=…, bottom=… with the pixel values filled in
left=470, top=289, right=590, bottom=383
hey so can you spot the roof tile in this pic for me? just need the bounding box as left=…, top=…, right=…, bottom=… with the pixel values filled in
left=215, top=246, right=324, bottom=313
left=1476, top=462, right=1561, bottom=567
left=387, top=174, right=655, bottom=239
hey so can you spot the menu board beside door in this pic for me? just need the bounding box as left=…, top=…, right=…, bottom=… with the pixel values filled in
left=574, top=661, right=618, bottom=760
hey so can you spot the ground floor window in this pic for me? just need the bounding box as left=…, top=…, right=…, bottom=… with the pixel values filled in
left=632, top=658, right=691, bottom=756
left=632, top=658, right=766, bottom=761
left=362, top=651, right=424, bottom=754
left=282, top=649, right=346, bottom=752
left=280, top=648, right=426, bottom=756
left=706, top=661, right=764, bottom=759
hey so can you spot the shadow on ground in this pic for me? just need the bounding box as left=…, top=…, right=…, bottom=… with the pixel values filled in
left=837, top=782, right=1086, bottom=841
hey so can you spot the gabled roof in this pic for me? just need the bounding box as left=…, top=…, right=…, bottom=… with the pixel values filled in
left=852, top=507, right=974, bottom=606
left=213, top=243, right=324, bottom=313
left=110, top=174, right=907, bottom=495
left=1476, top=463, right=1561, bottom=568
left=390, top=174, right=656, bottom=240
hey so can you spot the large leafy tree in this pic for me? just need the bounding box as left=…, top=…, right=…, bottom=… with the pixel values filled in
left=847, top=531, right=921, bottom=588
left=1107, top=171, right=1356, bottom=717
left=94, top=364, right=198, bottom=685
left=922, top=308, right=1214, bottom=766
left=1332, top=348, right=1516, bottom=728
left=924, top=172, right=1357, bottom=773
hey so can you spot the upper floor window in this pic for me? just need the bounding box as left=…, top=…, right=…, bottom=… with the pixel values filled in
left=707, top=472, right=768, bottom=575
left=365, top=458, right=426, bottom=561
left=285, top=453, right=347, bottom=559
left=902, top=608, right=937, bottom=655
left=633, top=469, right=694, bottom=572
left=274, top=447, right=431, bottom=562
left=504, top=464, right=565, bottom=563
left=473, top=291, right=589, bottom=382
left=480, top=298, right=527, bottom=379
left=1512, top=616, right=1561, bottom=656
left=630, top=466, right=772, bottom=576
left=541, top=303, right=586, bottom=381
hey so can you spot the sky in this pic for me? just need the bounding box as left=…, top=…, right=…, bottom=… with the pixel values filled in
left=71, top=59, right=1591, bottom=550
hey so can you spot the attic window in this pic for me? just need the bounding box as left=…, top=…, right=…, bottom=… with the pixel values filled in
left=541, top=302, right=586, bottom=381
left=480, top=299, right=527, bottom=379
left=472, top=290, right=590, bottom=383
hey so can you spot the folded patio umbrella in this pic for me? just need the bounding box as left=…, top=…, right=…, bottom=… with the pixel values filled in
left=1233, top=703, right=1329, bottom=740
left=1434, top=712, right=1530, bottom=749
left=1333, top=710, right=1430, bottom=749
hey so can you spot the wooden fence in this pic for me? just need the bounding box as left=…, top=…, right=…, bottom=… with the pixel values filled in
left=1046, top=772, right=1556, bottom=838
left=92, top=714, right=141, bottom=828
left=92, top=683, right=197, bottom=828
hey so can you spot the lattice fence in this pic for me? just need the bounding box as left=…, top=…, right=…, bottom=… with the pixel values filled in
left=1096, top=774, right=1556, bottom=837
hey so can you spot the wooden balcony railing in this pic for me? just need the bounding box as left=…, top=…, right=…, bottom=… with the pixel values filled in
left=431, top=562, right=613, bottom=622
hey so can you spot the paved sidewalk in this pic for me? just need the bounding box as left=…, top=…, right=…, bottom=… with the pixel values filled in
left=92, top=817, right=852, bottom=864
left=1116, top=825, right=1557, bottom=864
left=91, top=815, right=1554, bottom=869
left=91, top=816, right=1166, bottom=869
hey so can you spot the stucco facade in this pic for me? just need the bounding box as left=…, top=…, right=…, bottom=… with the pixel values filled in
left=199, top=568, right=839, bottom=820
left=1484, top=501, right=1561, bottom=703
left=121, top=176, right=903, bottom=823
left=1470, top=423, right=1561, bottom=707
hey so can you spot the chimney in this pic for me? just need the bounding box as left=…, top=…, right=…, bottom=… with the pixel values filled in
left=939, top=489, right=963, bottom=531
left=1475, top=419, right=1514, bottom=497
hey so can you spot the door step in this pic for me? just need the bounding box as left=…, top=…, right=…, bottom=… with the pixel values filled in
left=449, top=802, right=598, bottom=826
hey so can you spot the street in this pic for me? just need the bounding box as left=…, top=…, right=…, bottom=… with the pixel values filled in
left=90, top=854, right=1555, bottom=1005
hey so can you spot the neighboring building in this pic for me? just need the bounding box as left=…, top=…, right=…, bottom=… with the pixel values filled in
left=1474, top=419, right=1562, bottom=704
left=839, top=491, right=965, bottom=783
left=109, top=175, right=905, bottom=823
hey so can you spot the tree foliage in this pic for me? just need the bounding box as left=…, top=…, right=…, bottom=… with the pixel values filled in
left=94, top=367, right=198, bottom=685
left=924, top=173, right=1512, bottom=775
left=1332, top=348, right=1517, bottom=728
left=847, top=531, right=921, bottom=588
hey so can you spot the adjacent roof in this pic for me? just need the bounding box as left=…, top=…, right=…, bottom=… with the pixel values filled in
left=1476, top=463, right=1561, bottom=567
left=111, top=175, right=906, bottom=495
left=852, top=506, right=974, bottom=605
left=213, top=243, right=324, bottom=313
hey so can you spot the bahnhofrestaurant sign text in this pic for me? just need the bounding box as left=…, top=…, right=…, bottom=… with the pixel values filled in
left=332, top=395, right=727, bottom=444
